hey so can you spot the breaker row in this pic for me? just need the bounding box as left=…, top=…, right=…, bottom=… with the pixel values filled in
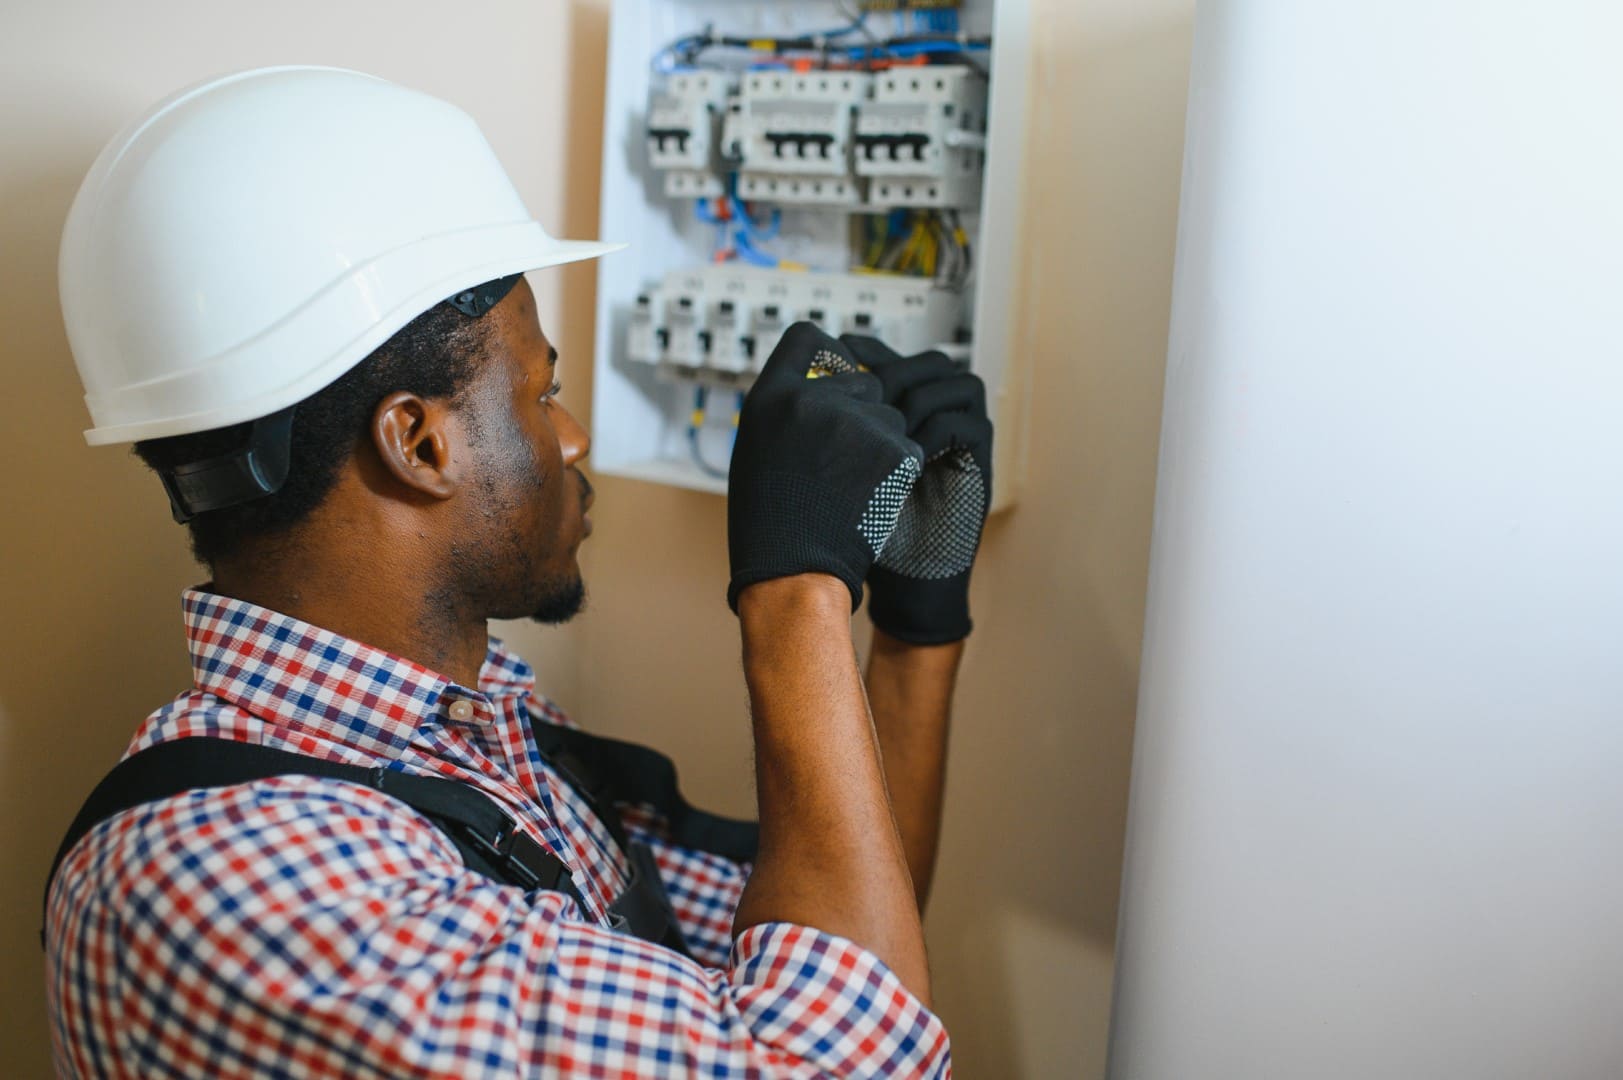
left=647, top=65, right=988, bottom=210
left=627, top=265, right=962, bottom=383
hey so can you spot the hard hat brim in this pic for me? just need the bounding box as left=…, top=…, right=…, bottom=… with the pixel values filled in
left=81, top=229, right=627, bottom=446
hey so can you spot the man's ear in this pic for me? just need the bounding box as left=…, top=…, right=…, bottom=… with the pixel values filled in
left=369, top=392, right=462, bottom=500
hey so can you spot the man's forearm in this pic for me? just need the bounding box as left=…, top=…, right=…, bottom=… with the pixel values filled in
left=865, top=628, right=963, bottom=910
left=731, top=575, right=932, bottom=1005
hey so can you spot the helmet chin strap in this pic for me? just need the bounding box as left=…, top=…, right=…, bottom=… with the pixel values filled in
left=159, top=274, right=522, bottom=523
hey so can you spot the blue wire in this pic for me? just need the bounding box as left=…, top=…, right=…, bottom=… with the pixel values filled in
left=848, top=41, right=990, bottom=59
left=733, top=231, right=779, bottom=268
left=688, top=385, right=730, bottom=479
left=653, top=33, right=708, bottom=73
left=721, top=173, right=781, bottom=264
left=804, top=12, right=870, bottom=41
left=723, top=172, right=780, bottom=240
left=728, top=195, right=780, bottom=240
left=689, top=426, right=728, bottom=479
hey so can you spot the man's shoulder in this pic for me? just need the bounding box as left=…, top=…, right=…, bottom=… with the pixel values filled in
left=44, top=761, right=476, bottom=979
left=124, top=689, right=265, bottom=759
left=527, top=692, right=582, bottom=732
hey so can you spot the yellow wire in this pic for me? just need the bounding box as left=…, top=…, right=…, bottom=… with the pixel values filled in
left=898, top=221, right=925, bottom=274
left=865, top=225, right=886, bottom=267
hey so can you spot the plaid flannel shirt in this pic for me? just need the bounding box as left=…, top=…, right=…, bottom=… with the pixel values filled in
left=46, top=589, right=949, bottom=1077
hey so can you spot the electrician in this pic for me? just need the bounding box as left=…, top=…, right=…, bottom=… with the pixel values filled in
left=44, top=67, right=991, bottom=1078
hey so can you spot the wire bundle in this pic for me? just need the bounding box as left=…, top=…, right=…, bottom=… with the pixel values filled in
left=695, top=178, right=810, bottom=271
left=653, top=9, right=989, bottom=76
left=859, top=208, right=971, bottom=287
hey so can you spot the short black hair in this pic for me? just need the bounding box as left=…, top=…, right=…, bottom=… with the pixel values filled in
left=134, top=299, right=491, bottom=566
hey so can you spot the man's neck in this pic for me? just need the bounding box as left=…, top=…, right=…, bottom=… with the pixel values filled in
left=211, top=544, right=489, bottom=689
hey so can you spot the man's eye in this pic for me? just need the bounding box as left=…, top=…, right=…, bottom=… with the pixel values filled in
left=541, top=380, right=562, bottom=402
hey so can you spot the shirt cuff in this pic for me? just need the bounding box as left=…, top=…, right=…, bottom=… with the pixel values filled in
left=730, top=921, right=951, bottom=1077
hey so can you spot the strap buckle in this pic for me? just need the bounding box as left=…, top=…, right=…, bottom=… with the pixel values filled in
left=455, top=818, right=559, bottom=893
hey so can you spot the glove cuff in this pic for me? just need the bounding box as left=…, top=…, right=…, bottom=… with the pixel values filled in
left=728, top=567, right=865, bottom=615
left=866, top=566, right=972, bottom=645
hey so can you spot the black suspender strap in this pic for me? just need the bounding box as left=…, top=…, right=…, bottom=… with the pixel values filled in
left=45, top=722, right=759, bottom=959
left=43, top=738, right=584, bottom=934
left=527, top=714, right=760, bottom=864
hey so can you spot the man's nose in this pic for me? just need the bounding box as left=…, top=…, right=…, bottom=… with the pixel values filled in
left=556, top=402, right=591, bottom=468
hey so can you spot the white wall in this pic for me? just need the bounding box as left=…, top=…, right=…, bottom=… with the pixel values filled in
left=1111, top=2, right=1623, bottom=1077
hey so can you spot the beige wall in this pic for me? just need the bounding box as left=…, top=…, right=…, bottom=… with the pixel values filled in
left=0, top=1, right=1192, bottom=1075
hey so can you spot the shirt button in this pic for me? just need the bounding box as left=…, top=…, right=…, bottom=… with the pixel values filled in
left=446, top=699, right=475, bottom=722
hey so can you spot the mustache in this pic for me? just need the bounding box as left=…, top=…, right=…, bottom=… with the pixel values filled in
left=575, top=471, right=594, bottom=503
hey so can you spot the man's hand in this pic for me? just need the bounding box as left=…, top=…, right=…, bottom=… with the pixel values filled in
left=727, top=323, right=924, bottom=612
left=841, top=335, right=994, bottom=644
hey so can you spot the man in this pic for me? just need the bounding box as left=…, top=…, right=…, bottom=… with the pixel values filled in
left=46, top=67, right=991, bottom=1077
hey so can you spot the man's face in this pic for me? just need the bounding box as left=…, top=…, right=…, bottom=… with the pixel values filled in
left=455, top=278, right=593, bottom=624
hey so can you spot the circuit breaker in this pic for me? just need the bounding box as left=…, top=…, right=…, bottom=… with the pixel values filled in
left=857, top=66, right=987, bottom=209
left=734, top=70, right=873, bottom=206
left=594, top=0, right=1030, bottom=506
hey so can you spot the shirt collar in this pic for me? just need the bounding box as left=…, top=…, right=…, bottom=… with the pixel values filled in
left=181, top=587, right=536, bottom=757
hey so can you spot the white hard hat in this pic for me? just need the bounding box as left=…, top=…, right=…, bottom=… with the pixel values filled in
left=60, top=66, right=624, bottom=446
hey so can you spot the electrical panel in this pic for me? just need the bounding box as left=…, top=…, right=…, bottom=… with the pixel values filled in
left=594, top=1, right=1030, bottom=506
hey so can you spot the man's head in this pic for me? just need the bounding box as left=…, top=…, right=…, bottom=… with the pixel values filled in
left=134, top=277, right=593, bottom=625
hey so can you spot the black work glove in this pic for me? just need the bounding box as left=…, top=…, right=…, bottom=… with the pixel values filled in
left=840, top=336, right=993, bottom=644
left=727, top=323, right=924, bottom=612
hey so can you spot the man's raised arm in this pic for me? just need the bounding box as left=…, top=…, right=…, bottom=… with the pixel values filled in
left=722, top=322, right=935, bottom=1002
left=847, top=332, right=995, bottom=912
left=735, top=575, right=933, bottom=1001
